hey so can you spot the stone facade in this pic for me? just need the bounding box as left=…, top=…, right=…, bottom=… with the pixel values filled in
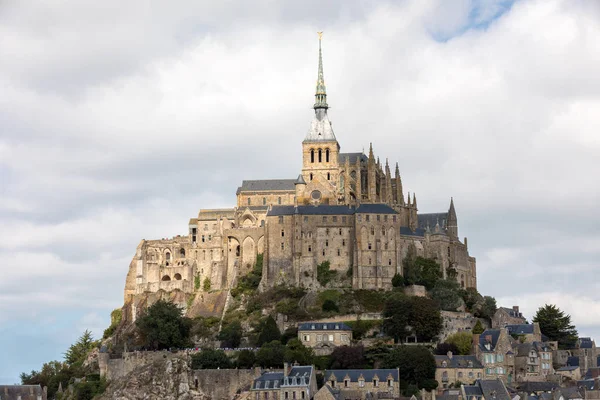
left=0, top=385, right=47, bottom=400
left=321, top=369, right=400, bottom=399
left=435, top=352, right=484, bottom=388
left=492, top=306, right=527, bottom=329
left=250, top=364, right=317, bottom=400
left=122, top=36, right=478, bottom=315
left=513, top=342, right=554, bottom=382
left=475, top=329, right=516, bottom=385
left=297, top=322, right=352, bottom=356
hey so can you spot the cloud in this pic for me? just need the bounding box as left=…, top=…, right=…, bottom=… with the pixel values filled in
left=1, top=0, right=599, bottom=384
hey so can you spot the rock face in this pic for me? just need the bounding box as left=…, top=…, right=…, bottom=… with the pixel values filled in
left=99, top=358, right=203, bottom=400
left=98, top=356, right=259, bottom=400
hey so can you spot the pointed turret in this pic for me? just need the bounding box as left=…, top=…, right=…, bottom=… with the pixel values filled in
left=385, top=159, right=393, bottom=205
left=314, top=32, right=328, bottom=110
left=395, top=162, right=404, bottom=205
left=407, top=192, right=411, bottom=207
left=447, top=197, right=458, bottom=238
left=304, top=32, right=337, bottom=143
left=413, top=193, right=417, bottom=209
left=367, top=143, right=376, bottom=201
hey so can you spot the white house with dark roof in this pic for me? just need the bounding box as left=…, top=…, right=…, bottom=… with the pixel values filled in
left=298, top=322, right=352, bottom=356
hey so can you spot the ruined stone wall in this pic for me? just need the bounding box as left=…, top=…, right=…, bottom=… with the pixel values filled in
left=439, top=311, right=489, bottom=342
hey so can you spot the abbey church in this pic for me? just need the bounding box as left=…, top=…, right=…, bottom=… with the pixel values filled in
left=123, top=37, right=477, bottom=307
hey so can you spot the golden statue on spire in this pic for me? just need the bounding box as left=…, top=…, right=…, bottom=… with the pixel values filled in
left=317, top=31, right=323, bottom=40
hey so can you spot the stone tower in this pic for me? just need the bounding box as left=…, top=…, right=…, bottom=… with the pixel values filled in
left=300, top=33, right=340, bottom=205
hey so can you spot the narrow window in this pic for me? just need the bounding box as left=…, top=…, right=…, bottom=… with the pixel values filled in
left=371, top=227, right=375, bottom=235
left=281, top=230, right=285, bottom=237
left=389, top=259, right=392, bottom=266
left=318, top=149, right=322, bottom=162
left=208, top=234, right=212, bottom=241
left=210, top=250, right=213, bottom=259
left=323, top=216, right=327, bottom=222
left=339, top=228, right=342, bottom=235
left=166, top=252, right=171, bottom=261
left=281, top=243, right=284, bottom=250
left=368, top=243, right=372, bottom=250
left=278, top=197, right=282, bottom=205
left=304, top=216, right=308, bottom=223
left=263, top=197, right=266, bottom=205
left=308, top=245, right=312, bottom=252
left=393, top=215, right=397, bottom=222
left=332, top=216, right=337, bottom=222
left=384, top=215, right=388, bottom=222
left=366, top=215, right=370, bottom=222
left=327, top=172, right=330, bottom=180
left=310, top=173, right=313, bottom=181
left=325, top=240, right=329, bottom=247
left=357, top=215, right=362, bottom=222
left=342, top=239, right=346, bottom=246
left=326, top=148, right=330, bottom=162
left=311, top=150, right=315, bottom=163
left=377, top=215, right=380, bottom=221
left=322, top=249, right=325, bottom=256
left=235, top=246, right=240, bottom=257
left=382, top=227, right=386, bottom=235
left=337, top=249, right=340, bottom=256
left=203, top=250, right=206, bottom=260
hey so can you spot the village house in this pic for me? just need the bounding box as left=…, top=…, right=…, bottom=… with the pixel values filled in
left=461, top=379, right=511, bottom=400
left=513, top=342, right=554, bottom=382
left=435, top=352, right=484, bottom=388
left=556, top=366, right=581, bottom=382
left=315, top=369, right=400, bottom=400
left=475, top=329, right=516, bottom=384
left=250, top=364, right=317, bottom=400
left=505, top=323, right=542, bottom=344
left=0, top=385, right=47, bottom=400
left=298, top=322, right=353, bottom=356
left=492, top=307, right=527, bottom=329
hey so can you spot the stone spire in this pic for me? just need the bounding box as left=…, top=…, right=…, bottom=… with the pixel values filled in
left=385, top=159, right=393, bottom=205
left=395, top=162, right=404, bottom=205
left=447, top=197, right=458, bottom=238
left=413, top=193, right=417, bottom=209
left=314, top=32, right=328, bottom=110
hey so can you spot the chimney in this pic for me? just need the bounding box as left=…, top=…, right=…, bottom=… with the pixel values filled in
left=513, top=306, right=520, bottom=315
left=447, top=351, right=453, bottom=359
left=283, top=362, right=289, bottom=377
left=473, top=334, right=481, bottom=354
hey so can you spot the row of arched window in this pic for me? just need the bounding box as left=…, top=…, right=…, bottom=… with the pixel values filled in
left=310, top=148, right=331, bottom=163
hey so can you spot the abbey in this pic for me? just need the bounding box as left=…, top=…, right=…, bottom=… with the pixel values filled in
left=123, top=37, right=476, bottom=305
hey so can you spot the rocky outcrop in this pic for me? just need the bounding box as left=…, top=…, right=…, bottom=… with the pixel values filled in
left=98, top=355, right=259, bottom=400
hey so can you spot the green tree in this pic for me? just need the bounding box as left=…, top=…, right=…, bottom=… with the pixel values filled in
left=219, top=320, right=243, bottom=348
left=533, top=304, right=578, bottom=349
left=434, top=342, right=459, bottom=355
left=21, top=361, right=71, bottom=399
left=256, top=340, right=286, bottom=367
left=476, top=296, right=497, bottom=320
left=392, top=273, right=404, bottom=288
left=459, top=287, right=483, bottom=312
left=446, top=332, right=473, bottom=355
left=284, top=339, right=314, bottom=365
left=237, top=349, right=256, bottom=368
left=430, top=279, right=462, bottom=311
left=383, top=295, right=442, bottom=343
left=64, top=330, right=97, bottom=369
left=136, top=300, right=193, bottom=350
left=322, top=299, right=339, bottom=312
left=257, top=316, right=281, bottom=346
left=472, top=320, right=484, bottom=334
left=418, top=258, right=443, bottom=289
left=330, top=345, right=365, bottom=369
left=203, top=277, right=211, bottom=291
left=317, top=261, right=337, bottom=286
left=281, top=327, right=298, bottom=345
left=383, top=346, right=437, bottom=392
left=191, top=349, right=232, bottom=369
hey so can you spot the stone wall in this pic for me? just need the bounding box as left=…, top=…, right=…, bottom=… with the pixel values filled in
left=192, top=368, right=260, bottom=400
left=439, top=311, right=488, bottom=342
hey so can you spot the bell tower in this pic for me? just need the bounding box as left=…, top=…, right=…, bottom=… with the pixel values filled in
left=300, top=32, right=340, bottom=205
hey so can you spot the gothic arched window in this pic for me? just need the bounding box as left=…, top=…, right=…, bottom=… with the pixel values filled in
left=326, top=148, right=330, bottom=162
left=318, top=149, right=322, bottom=162
left=310, top=149, right=315, bottom=163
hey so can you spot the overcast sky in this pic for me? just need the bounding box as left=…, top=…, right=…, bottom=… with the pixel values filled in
left=1, top=0, right=599, bottom=384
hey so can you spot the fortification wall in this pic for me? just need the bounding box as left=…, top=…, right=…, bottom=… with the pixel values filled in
left=192, top=368, right=260, bottom=399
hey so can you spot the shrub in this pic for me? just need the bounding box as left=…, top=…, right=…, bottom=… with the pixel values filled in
left=392, top=273, right=404, bottom=288
left=322, top=299, right=339, bottom=312
left=203, top=277, right=211, bottom=292
left=317, top=261, right=337, bottom=286
left=136, top=300, right=193, bottom=350
left=218, top=320, right=243, bottom=348
left=194, top=274, right=201, bottom=290
left=191, top=349, right=232, bottom=369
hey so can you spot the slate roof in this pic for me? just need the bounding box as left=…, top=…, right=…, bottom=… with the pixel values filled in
left=418, top=213, right=448, bottom=231
left=506, top=324, right=534, bottom=335
left=579, top=338, right=594, bottom=349
left=252, top=366, right=314, bottom=390
left=558, top=366, right=579, bottom=372
left=464, top=385, right=484, bottom=397
left=517, top=381, right=559, bottom=393
left=325, top=369, right=399, bottom=382
left=567, top=357, right=580, bottom=367
left=577, top=380, right=595, bottom=390
left=435, top=355, right=483, bottom=368
left=339, top=152, right=368, bottom=164
left=237, top=179, right=297, bottom=193
left=298, top=322, right=352, bottom=331
left=267, top=205, right=356, bottom=216
left=514, top=342, right=552, bottom=357
left=498, top=307, right=525, bottom=319
left=479, top=329, right=501, bottom=352
left=556, top=387, right=583, bottom=400
left=355, top=204, right=398, bottom=214
left=399, top=226, right=426, bottom=237
left=479, top=379, right=511, bottom=400
left=0, top=385, right=46, bottom=400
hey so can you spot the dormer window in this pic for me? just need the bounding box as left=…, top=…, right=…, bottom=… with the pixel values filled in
left=442, top=361, right=447, bottom=367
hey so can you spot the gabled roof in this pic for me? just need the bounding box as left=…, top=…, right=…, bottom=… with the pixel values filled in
left=237, top=179, right=297, bottom=193
left=558, top=366, right=579, bottom=372
left=498, top=307, right=525, bottom=319
left=339, top=152, right=368, bottom=164
left=252, top=366, right=314, bottom=390
left=435, top=354, right=483, bottom=369
left=399, top=226, right=426, bottom=237
left=479, top=329, right=501, bottom=352
left=579, top=338, right=594, bottom=349
left=517, top=381, right=559, bottom=393
left=298, top=322, right=352, bottom=331
left=325, top=369, right=399, bottom=383
left=355, top=204, right=398, bottom=214
left=418, top=213, right=447, bottom=231
left=506, top=324, right=534, bottom=335
left=479, top=379, right=511, bottom=400
left=514, top=342, right=553, bottom=357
